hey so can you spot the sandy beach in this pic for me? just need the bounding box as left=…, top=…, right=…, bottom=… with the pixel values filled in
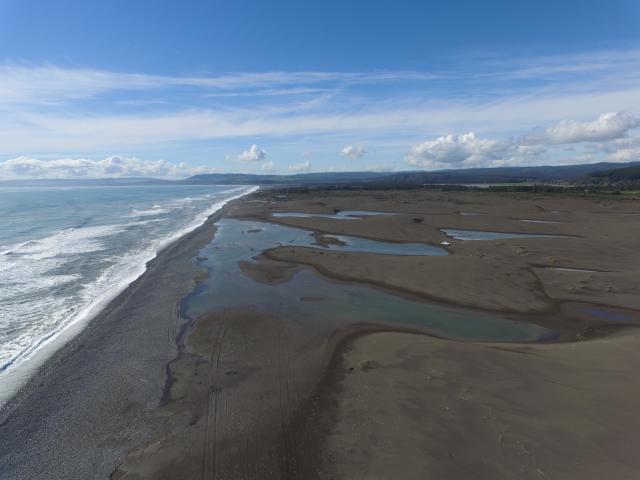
left=0, top=208, right=226, bottom=479
left=2, top=188, right=640, bottom=479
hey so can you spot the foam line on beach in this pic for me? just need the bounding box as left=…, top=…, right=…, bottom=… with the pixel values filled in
left=0, top=185, right=258, bottom=407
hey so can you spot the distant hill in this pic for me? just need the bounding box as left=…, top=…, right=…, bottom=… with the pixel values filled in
left=184, top=162, right=639, bottom=186
left=2, top=161, right=638, bottom=188
left=585, top=164, right=640, bottom=182
left=373, top=162, right=640, bottom=186
left=183, top=171, right=389, bottom=185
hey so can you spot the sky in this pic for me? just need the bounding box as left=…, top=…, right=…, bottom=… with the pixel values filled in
left=1, top=0, right=640, bottom=178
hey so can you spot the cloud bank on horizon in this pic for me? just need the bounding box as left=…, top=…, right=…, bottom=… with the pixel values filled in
left=0, top=1, right=639, bottom=179
left=2, top=107, right=639, bottom=179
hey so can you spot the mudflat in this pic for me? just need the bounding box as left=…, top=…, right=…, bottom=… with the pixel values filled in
left=229, top=189, right=640, bottom=314
left=317, top=329, right=640, bottom=480
left=114, top=188, right=640, bottom=479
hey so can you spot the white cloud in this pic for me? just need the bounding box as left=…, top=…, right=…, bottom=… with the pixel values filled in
left=261, top=160, right=276, bottom=173
left=236, top=144, right=266, bottom=163
left=407, top=133, right=522, bottom=168
left=407, top=112, right=640, bottom=169
left=0, top=156, right=213, bottom=179
left=523, top=111, right=639, bottom=145
left=609, top=148, right=640, bottom=162
left=288, top=161, right=311, bottom=173
left=340, top=144, right=366, bottom=159
left=588, top=135, right=640, bottom=163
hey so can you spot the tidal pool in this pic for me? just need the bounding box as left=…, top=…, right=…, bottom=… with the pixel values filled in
left=578, top=307, right=635, bottom=322
left=548, top=267, right=597, bottom=273
left=184, top=219, right=555, bottom=342
left=272, top=210, right=397, bottom=220
left=441, top=228, right=567, bottom=241
left=249, top=219, right=446, bottom=256
left=519, top=219, right=565, bottom=224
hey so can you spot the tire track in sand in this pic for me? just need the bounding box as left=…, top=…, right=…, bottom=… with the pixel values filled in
left=202, top=321, right=226, bottom=480
left=278, top=326, right=301, bottom=479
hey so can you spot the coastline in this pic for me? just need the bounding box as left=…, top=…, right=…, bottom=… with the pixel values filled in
left=0, top=188, right=257, bottom=480
left=112, top=188, right=640, bottom=479
left=3, top=186, right=640, bottom=479
left=0, top=185, right=258, bottom=407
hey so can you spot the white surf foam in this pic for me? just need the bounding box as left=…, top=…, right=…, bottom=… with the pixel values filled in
left=0, top=185, right=258, bottom=407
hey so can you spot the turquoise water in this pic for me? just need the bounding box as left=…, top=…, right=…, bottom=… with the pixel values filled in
left=186, top=219, right=554, bottom=343
left=441, top=228, right=567, bottom=241
left=0, top=184, right=256, bottom=404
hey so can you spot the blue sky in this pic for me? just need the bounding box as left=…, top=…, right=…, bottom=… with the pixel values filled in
left=1, top=0, right=639, bottom=178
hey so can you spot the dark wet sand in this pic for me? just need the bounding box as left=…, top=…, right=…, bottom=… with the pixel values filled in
left=229, top=189, right=640, bottom=313
left=114, top=188, right=640, bottom=480
left=315, top=329, right=640, bottom=480
left=3, top=188, right=640, bottom=479
left=0, top=208, right=226, bottom=479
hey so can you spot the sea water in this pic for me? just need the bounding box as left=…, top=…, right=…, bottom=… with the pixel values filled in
left=0, top=184, right=256, bottom=405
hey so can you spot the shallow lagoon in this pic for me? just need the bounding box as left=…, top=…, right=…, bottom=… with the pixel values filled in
left=519, top=219, right=565, bottom=224
left=441, top=228, right=567, bottom=241
left=247, top=220, right=447, bottom=256
left=185, top=219, right=554, bottom=342
left=272, top=210, right=397, bottom=220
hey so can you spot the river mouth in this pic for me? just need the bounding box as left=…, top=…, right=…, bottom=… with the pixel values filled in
left=185, top=218, right=557, bottom=343
left=441, top=228, right=570, bottom=241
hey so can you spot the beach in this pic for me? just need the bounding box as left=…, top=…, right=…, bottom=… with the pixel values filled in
left=0, top=207, right=227, bottom=479
left=2, top=188, right=640, bottom=479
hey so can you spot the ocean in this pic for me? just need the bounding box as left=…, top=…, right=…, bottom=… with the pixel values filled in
left=0, top=183, right=256, bottom=405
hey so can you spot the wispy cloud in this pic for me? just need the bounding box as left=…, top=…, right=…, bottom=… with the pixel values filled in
left=1, top=48, right=640, bottom=172
left=288, top=160, right=311, bottom=173
left=4, top=88, right=639, bottom=155
left=0, top=64, right=440, bottom=106
left=261, top=160, right=276, bottom=172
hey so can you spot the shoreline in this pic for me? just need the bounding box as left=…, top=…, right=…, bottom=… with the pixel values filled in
left=3, top=186, right=639, bottom=479
left=0, top=185, right=257, bottom=408
left=0, top=188, right=256, bottom=480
